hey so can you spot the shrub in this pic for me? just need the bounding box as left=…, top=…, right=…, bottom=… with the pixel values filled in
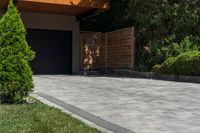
left=175, top=51, right=200, bottom=76
left=153, top=51, right=200, bottom=76
left=153, top=57, right=177, bottom=74
left=0, top=0, right=35, bottom=103
left=152, top=65, right=161, bottom=73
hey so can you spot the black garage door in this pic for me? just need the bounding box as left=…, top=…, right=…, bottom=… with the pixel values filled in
left=27, top=29, right=72, bottom=74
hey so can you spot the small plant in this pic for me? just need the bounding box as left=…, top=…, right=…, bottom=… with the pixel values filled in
left=0, top=0, right=35, bottom=103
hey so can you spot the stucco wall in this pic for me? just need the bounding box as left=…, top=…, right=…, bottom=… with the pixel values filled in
left=0, top=11, right=80, bottom=74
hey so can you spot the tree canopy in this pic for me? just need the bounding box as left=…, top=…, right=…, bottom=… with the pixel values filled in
left=81, top=0, right=200, bottom=71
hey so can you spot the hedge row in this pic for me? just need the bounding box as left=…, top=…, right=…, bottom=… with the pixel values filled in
left=153, top=51, right=200, bottom=76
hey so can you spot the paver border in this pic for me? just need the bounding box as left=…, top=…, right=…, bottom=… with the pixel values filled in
left=33, top=93, right=135, bottom=133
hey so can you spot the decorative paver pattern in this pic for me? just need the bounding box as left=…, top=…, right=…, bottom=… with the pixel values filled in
left=34, top=75, right=200, bottom=133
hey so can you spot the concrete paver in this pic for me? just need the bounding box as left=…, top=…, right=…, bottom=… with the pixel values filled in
left=33, top=75, right=200, bottom=133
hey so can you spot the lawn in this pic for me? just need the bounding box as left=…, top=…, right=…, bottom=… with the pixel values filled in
left=0, top=100, right=101, bottom=133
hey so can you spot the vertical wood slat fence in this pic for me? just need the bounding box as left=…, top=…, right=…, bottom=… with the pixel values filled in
left=80, top=27, right=135, bottom=70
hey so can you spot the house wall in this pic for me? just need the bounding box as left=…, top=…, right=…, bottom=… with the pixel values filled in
left=0, top=11, right=80, bottom=73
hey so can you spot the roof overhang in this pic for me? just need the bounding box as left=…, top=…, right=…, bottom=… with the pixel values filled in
left=0, top=0, right=109, bottom=16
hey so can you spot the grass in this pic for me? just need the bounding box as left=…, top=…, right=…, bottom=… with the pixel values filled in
left=0, top=100, right=101, bottom=133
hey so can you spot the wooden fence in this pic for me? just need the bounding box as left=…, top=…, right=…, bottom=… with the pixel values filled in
left=80, top=27, right=135, bottom=70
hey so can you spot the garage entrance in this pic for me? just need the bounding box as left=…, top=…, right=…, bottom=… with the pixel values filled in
left=27, top=29, right=72, bottom=74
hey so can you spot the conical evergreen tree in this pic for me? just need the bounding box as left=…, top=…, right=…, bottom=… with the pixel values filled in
left=0, top=0, right=35, bottom=103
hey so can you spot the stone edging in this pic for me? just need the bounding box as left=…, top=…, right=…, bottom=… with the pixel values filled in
left=100, top=69, right=200, bottom=83
left=33, top=93, right=135, bottom=133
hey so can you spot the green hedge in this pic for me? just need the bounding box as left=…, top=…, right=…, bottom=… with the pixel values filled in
left=153, top=51, right=200, bottom=76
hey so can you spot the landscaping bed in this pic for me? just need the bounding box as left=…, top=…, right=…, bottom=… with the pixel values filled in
left=0, top=100, right=100, bottom=133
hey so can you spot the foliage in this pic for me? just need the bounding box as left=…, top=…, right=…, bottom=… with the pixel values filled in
left=80, top=0, right=200, bottom=71
left=138, top=35, right=200, bottom=71
left=152, top=57, right=177, bottom=74
left=0, top=0, right=35, bottom=103
left=153, top=51, right=200, bottom=76
left=81, top=0, right=133, bottom=32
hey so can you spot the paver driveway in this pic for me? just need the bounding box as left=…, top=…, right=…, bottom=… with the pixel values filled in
left=33, top=75, right=200, bottom=133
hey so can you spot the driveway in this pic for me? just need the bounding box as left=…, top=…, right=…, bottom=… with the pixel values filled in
left=33, top=75, right=200, bottom=133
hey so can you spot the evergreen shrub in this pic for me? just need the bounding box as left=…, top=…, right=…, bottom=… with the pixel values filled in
left=0, top=0, right=35, bottom=103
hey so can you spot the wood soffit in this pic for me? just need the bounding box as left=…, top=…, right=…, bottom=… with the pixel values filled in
left=0, top=0, right=109, bottom=16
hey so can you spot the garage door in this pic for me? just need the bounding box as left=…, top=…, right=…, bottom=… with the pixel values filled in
left=27, top=29, right=72, bottom=74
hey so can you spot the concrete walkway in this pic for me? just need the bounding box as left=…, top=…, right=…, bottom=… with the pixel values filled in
left=33, top=75, right=200, bottom=133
